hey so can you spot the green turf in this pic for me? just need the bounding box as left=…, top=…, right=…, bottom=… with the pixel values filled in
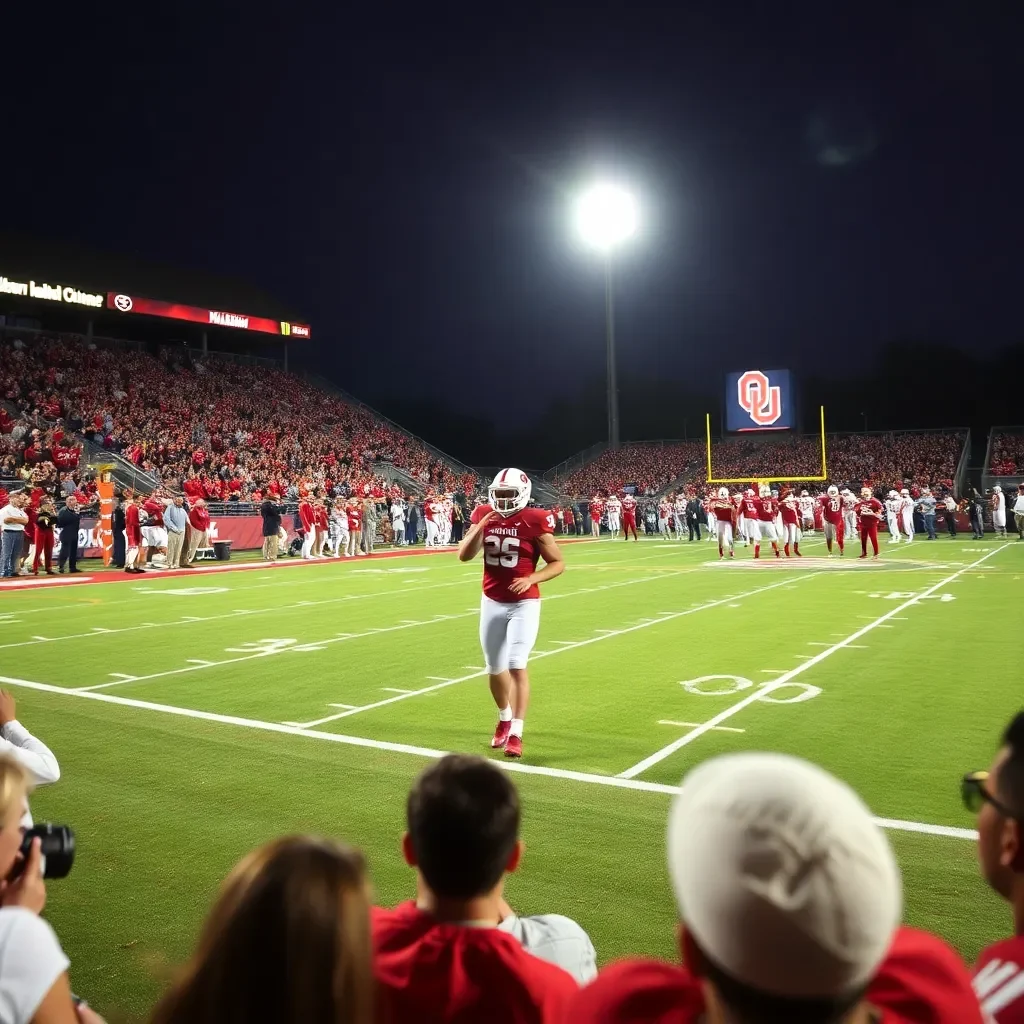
left=2, top=534, right=1022, bottom=1021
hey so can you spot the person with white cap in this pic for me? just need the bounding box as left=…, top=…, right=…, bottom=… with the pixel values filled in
left=569, top=751, right=985, bottom=1023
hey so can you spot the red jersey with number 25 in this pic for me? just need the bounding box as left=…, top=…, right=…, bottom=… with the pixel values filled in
left=471, top=504, right=555, bottom=603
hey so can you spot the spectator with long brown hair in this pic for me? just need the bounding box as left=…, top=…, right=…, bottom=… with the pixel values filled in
left=150, top=836, right=373, bottom=1024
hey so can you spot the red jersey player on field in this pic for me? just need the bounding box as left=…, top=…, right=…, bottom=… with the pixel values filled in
left=710, top=487, right=736, bottom=559
left=460, top=469, right=565, bottom=760
left=779, top=490, right=802, bottom=557
left=589, top=493, right=604, bottom=538
left=855, top=486, right=884, bottom=559
left=753, top=485, right=781, bottom=559
left=620, top=492, right=638, bottom=541
left=819, top=485, right=845, bottom=557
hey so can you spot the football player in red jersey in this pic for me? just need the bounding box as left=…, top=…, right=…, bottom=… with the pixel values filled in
left=855, top=486, right=884, bottom=559
left=752, top=485, right=781, bottom=559
left=589, top=493, right=604, bottom=537
left=819, top=485, right=845, bottom=557
left=710, top=487, right=736, bottom=559
left=780, top=489, right=802, bottom=557
left=620, top=491, right=639, bottom=541
left=459, top=469, right=565, bottom=760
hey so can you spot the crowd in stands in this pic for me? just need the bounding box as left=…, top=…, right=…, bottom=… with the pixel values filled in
left=989, top=432, right=1024, bottom=477
left=556, top=432, right=965, bottom=498
left=0, top=332, right=477, bottom=503
left=556, top=442, right=706, bottom=498
left=8, top=693, right=1024, bottom=1023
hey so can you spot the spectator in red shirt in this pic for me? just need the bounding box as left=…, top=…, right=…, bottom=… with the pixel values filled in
left=125, top=494, right=144, bottom=573
left=183, top=498, right=211, bottom=567
left=150, top=836, right=373, bottom=1024
left=372, top=755, right=579, bottom=1024
left=966, top=711, right=1024, bottom=1023
left=570, top=751, right=984, bottom=1024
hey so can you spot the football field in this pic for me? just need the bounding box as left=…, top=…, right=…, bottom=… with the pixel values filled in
left=2, top=534, right=1022, bottom=1020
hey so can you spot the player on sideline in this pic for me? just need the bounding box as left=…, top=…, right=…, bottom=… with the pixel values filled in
left=798, top=489, right=815, bottom=535
left=993, top=485, right=1008, bottom=538
left=460, top=469, right=565, bottom=760
left=589, top=493, right=604, bottom=538
left=899, top=488, right=915, bottom=543
left=885, top=489, right=902, bottom=543
left=855, top=486, right=884, bottom=559
left=605, top=492, right=622, bottom=538
left=820, top=484, right=845, bottom=557
left=711, top=487, right=735, bottom=558
left=620, top=491, right=639, bottom=541
left=841, top=487, right=858, bottom=543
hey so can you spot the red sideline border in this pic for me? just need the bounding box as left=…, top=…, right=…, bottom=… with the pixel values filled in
left=0, top=537, right=600, bottom=592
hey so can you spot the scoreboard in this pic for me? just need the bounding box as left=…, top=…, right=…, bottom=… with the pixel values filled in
left=725, top=369, right=795, bottom=432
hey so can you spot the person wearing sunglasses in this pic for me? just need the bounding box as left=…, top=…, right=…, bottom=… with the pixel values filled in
left=963, top=710, right=1024, bottom=1022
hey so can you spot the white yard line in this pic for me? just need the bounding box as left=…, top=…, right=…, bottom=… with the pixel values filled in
left=618, top=544, right=1011, bottom=780
left=0, top=672, right=976, bottom=842
left=292, top=574, right=818, bottom=728
left=67, top=569, right=697, bottom=694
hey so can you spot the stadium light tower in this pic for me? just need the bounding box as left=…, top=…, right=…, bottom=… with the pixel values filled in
left=573, top=181, right=639, bottom=450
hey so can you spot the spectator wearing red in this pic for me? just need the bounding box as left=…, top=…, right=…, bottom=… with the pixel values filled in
left=570, top=752, right=984, bottom=1024
left=125, top=494, right=144, bottom=573
left=966, top=711, right=1024, bottom=1023
left=183, top=498, right=211, bottom=567
left=373, top=755, right=579, bottom=1024
left=299, top=495, right=316, bottom=559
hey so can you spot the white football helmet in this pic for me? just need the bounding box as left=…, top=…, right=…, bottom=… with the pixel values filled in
left=745, top=488, right=755, bottom=497
left=888, top=490, right=898, bottom=499
left=801, top=490, right=808, bottom=497
left=488, top=468, right=531, bottom=517
left=718, top=486, right=728, bottom=499
left=861, top=486, right=872, bottom=499
left=993, top=485, right=1003, bottom=494
left=759, top=484, right=770, bottom=498
left=827, top=485, right=839, bottom=497
left=900, top=488, right=910, bottom=497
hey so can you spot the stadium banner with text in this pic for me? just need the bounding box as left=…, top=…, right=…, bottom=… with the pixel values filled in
left=0, top=273, right=105, bottom=309
left=106, top=292, right=311, bottom=339
left=725, top=369, right=795, bottom=432
left=77, top=515, right=269, bottom=558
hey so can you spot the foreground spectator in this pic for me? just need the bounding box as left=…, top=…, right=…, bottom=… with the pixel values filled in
left=0, top=757, right=104, bottom=1024
left=966, top=710, right=1024, bottom=1022
left=150, top=835, right=373, bottom=1024
left=0, top=690, right=60, bottom=825
left=571, top=751, right=984, bottom=1023
left=373, top=754, right=582, bottom=1023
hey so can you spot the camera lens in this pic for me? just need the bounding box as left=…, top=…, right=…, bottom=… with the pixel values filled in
left=17, top=823, right=76, bottom=880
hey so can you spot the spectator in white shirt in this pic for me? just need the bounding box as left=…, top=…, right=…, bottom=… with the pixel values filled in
left=1, top=492, right=29, bottom=579
left=1014, top=484, right=1024, bottom=540
left=0, top=757, right=104, bottom=1024
left=0, top=690, right=60, bottom=827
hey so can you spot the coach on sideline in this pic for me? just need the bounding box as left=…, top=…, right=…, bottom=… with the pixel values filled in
left=260, top=494, right=286, bottom=561
left=164, top=495, right=188, bottom=569
left=56, top=496, right=81, bottom=574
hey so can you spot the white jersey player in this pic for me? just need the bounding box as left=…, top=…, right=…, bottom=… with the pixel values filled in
left=459, top=469, right=564, bottom=760
left=798, top=490, right=815, bottom=533
left=605, top=494, right=622, bottom=537
left=899, top=488, right=915, bottom=542
left=992, top=485, right=1007, bottom=537
left=841, top=488, right=858, bottom=541
left=885, top=490, right=901, bottom=542
left=390, top=500, right=405, bottom=546
left=673, top=495, right=687, bottom=540
left=329, top=500, right=349, bottom=556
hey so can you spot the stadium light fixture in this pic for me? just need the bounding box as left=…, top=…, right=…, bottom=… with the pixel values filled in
left=573, top=181, right=640, bottom=450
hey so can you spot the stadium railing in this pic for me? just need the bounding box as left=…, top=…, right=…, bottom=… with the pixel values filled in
left=542, top=442, right=608, bottom=483
left=983, top=425, right=1024, bottom=494
left=302, top=372, right=479, bottom=484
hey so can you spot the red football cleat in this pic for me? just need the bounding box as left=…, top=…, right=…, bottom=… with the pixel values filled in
left=491, top=719, right=511, bottom=749
left=504, top=735, right=523, bottom=759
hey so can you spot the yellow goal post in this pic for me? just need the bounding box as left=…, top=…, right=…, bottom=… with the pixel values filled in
left=706, top=406, right=828, bottom=484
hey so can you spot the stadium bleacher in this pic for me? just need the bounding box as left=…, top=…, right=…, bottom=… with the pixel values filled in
left=0, top=331, right=478, bottom=502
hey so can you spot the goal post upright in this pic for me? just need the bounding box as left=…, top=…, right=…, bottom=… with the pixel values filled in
left=705, top=405, right=829, bottom=485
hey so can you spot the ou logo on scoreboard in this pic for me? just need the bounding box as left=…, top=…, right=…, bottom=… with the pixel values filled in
left=737, top=370, right=782, bottom=427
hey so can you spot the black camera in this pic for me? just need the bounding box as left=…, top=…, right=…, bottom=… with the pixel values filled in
left=12, top=823, right=75, bottom=880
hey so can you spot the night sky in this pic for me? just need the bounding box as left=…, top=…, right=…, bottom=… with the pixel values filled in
left=4, top=3, right=1021, bottom=448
